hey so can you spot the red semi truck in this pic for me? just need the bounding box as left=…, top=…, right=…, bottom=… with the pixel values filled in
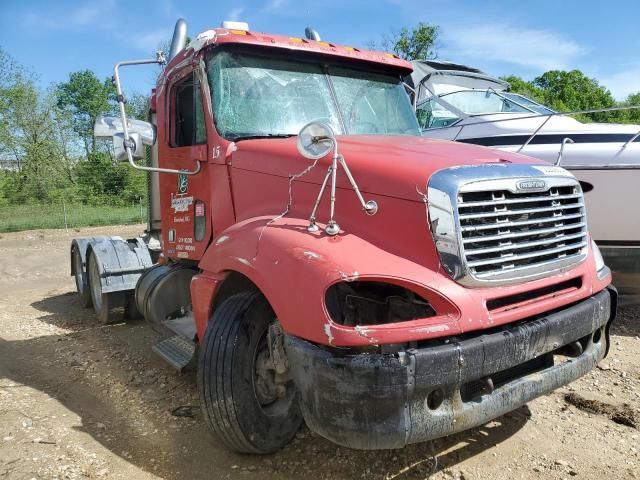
left=71, top=19, right=616, bottom=453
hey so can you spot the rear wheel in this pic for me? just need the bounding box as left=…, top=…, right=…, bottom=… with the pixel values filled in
left=198, top=291, right=302, bottom=454
left=87, top=251, right=126, bottom=324
left=72, top=247, right=92, bottom=308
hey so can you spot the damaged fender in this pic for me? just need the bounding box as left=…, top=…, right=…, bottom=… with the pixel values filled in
left=196, top=216, right=462, bottom=347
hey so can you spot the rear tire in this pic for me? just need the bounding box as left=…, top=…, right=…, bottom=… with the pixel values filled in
left=87, top=251, right=126, bottom=324
left=72, top=247, right=92, bottom=308
left=198, top=291, right=302, bottom=454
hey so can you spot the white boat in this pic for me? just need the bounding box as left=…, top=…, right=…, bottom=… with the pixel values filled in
left=406, top=60, right=640, bottom=299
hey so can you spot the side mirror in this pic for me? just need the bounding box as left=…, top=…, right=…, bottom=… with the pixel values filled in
left=297, top=121, right=335, bottom=160
left=113, top=132, right=144, bottom=161
left=94, top=115, right=156, bottom=161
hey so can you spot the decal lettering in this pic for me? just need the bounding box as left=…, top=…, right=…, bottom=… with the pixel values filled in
left=176, top=244, right=196, bottom=252
left=517, top=179, right=547, bottom=191
left=171, top=196, right=193, bottom=212
left=533, top=166, right=574, bottom=177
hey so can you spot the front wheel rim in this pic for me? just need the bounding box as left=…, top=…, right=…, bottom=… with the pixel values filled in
left=252, top=324, right=296, bottom=416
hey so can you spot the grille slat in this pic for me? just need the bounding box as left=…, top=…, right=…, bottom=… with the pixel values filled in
left=458, top=192, right=582, bottom=208
left=458, top=202, right=584, bottom=220
left=457, top=182, right=588, bottom=278
left=460, top=212, right=584, bottom=232
left=466, top=241, right=588, bottom=268
left=464, top=231, right=586, bottom=256
left=463, top=222, right=587, bottom=244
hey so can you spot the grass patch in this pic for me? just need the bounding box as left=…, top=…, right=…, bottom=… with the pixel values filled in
left=0, top=203, right=146, bottom=233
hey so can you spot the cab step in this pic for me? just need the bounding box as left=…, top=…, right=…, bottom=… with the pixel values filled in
left=163, top=314, right=197, bottom=341
left=152, top=335, right=195, bottom=371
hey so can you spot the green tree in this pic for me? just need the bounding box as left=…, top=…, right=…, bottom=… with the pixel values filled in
left=55, top=69, right=148, bottom=205
left=0, top=47, right=74, bottom=203
left=501, top=75, right=546, bottom=104
left=56, top=70, right=116, bottom=155
left=126, top=92, right=151, bottom=121
left=75, top=151, right=130, bottom=203
left=378, top=23, right=440, bottom=60
left=619, top=92, right=640, bottom=124
left=533, top=70, right=616, bottom=122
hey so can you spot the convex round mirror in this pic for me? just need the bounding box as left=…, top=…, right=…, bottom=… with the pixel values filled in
left=297, top=121, right=335, bottom=160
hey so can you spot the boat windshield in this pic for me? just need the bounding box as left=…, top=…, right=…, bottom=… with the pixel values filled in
left=502, top=93, right=555, bottom=115
left=439, top=90, right=533, bottom=115
left=206, top=50, right=421, bottom=140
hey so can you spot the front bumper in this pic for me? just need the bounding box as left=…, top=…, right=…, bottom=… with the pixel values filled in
left=285, top=287, right=617, bottom=450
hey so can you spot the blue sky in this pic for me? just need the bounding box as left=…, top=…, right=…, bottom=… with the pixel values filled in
left=1, top=0, right=639, bottom=100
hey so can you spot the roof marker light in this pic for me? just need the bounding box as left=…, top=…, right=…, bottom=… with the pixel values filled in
left=221, top=20, right=249, bottom=31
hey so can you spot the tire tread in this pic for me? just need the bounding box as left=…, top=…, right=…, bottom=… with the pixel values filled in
left=199, top=291, right=263, bottom=453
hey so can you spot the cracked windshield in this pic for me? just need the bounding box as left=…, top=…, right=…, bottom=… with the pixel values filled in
left=207, top=50, right=420, bottom=140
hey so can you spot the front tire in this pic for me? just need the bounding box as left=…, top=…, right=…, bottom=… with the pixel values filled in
left=198, top=291, right=302, bottom=454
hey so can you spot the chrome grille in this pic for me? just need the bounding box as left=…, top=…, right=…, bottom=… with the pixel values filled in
left=457, top=184, right=588, bottom=281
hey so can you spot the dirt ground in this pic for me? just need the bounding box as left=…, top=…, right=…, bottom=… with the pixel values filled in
left=0, top=225, right=638, bottom=480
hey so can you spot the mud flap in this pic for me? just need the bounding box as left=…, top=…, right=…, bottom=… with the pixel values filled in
left=73, top=236, right=153, bottom=294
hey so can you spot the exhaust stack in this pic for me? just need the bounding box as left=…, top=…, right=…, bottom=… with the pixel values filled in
left=305, top=27, right=321, bottom=41
left=168, top=18, right=188, bottom=61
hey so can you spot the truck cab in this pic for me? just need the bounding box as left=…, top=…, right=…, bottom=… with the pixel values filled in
left=71, top=20, right=616, bottom=453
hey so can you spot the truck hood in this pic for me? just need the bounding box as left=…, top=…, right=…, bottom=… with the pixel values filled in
left=230, top=135, right=548, bottom=202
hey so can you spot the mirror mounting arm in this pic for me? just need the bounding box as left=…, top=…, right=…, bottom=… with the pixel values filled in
left=113, top=56, right=201, bottom=176
left=297, top=122, right=377, bottom=236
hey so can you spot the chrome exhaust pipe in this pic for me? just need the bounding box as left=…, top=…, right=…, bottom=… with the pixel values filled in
left=305, top=27, right=321, bottom=41
left=168, top=18, right=188, bottom=61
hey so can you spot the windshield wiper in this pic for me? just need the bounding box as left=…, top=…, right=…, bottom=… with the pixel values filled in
left=230, top=133, right=296, bottom=141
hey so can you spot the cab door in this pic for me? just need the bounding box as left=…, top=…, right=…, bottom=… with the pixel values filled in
left=158, top=68, right=212, bottom=261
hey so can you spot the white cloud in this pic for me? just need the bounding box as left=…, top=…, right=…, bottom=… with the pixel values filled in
left=264, top=0, right=287, bottom=12
left=22, top=1, right=170, bottom=54
left=23, top=0, right=117, bottom=31
left=442, top=24, right=587, bottom=72
left=227, top=6, right=245, bottom=21
left=599, top=66, right=640, bottom=100
left=127, top=29, right=173, bottom=52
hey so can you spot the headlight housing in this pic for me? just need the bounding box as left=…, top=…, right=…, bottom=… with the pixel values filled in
left=591, top=239, right=607, bottom=277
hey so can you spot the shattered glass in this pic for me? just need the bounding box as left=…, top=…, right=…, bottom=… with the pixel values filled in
left=208, top=51, right=341, bottom=139
left=330, top=66, right=420, bottom=135
left=207, top=51, right=420, bottom=140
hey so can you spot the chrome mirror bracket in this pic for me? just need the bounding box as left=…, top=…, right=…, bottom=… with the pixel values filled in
left=111, top=56, right=201, bottom=176
left=297, top=121, right=379, bottom=236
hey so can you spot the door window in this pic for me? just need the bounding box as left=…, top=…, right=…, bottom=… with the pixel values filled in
left=172, top=72, right=207, bottom=147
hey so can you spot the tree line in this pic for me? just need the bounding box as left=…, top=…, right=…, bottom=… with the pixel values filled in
left=1, top=24, right=639, bottom=208
left=0, top=47, right=148, bottom=208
